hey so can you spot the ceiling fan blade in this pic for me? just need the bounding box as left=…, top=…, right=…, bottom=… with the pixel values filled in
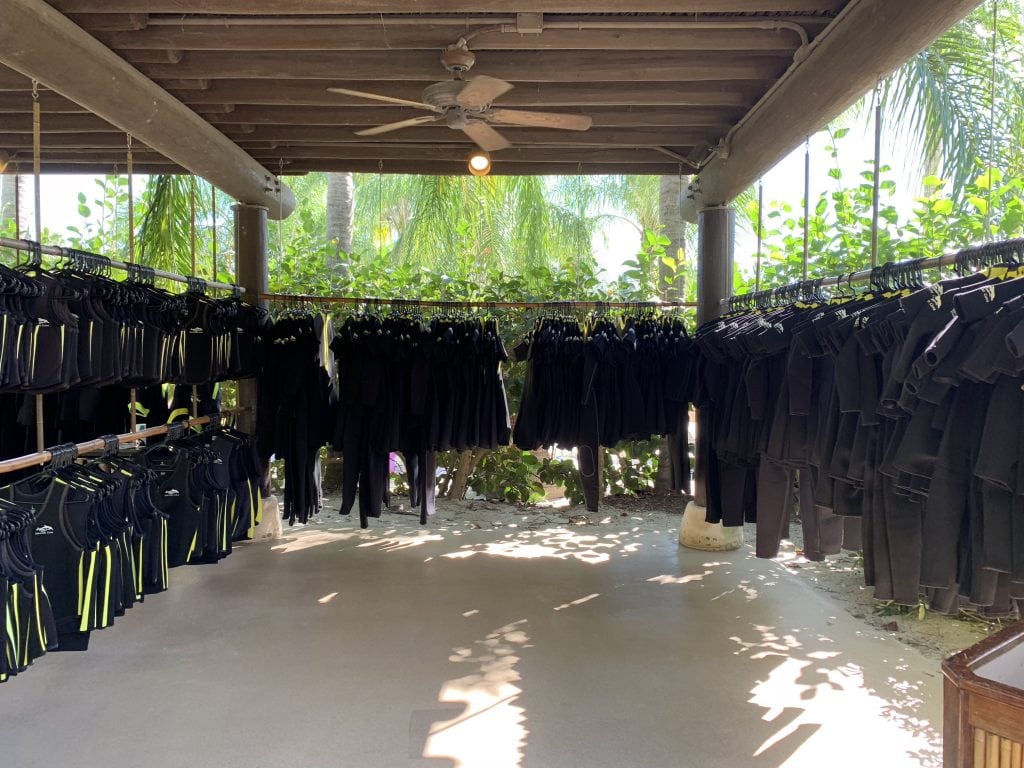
left=355, top=115, right=443, bottom=136
left=456, top=75, right=514, bottom=110
left=486, top=109, right=593, bottom=131
left=462, top=121, right=512, bottom=152
left=327, top=87, right=440, bottom=112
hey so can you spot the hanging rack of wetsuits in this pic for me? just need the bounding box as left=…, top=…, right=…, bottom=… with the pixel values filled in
left=257, top=295, right=698, bottom=525
left=257, top=297, right=524, bottom=528
left=0, top=408, right=263, bottom=684
left=0, top=237, right=265, bottom=459
left=511, top=306, right=697, bottom=512
left=697, top=238, right=1024, bottom=619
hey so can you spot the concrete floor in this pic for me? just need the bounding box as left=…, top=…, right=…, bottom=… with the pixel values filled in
left=0, top=514, right=944, bottom=768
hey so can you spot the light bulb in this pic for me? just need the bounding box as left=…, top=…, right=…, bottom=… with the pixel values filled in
left=468, top=150, right=491, bottom=176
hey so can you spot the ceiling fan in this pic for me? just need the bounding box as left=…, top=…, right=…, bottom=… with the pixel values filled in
left=326, top=41, right=593, bottom=152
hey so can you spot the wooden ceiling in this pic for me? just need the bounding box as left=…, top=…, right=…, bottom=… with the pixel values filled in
left=0, top=2, right=851, bottom=176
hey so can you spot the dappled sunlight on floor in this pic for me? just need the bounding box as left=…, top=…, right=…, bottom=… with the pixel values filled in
left=442, top=528, right=643, bottom=564
left=727, top=623, right=942, bottom=767
left=261, top=511, right=942, bottom=767
left=423, top=621, right=531, bottom=768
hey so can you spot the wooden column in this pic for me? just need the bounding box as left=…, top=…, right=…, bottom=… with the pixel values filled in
left=234, top=203, right=267, bottom=439
left=696, top=205, right=734, bottom=326
left=693, top=205, right=735, bottom=509
left=679, top=205, right=742, bottom=552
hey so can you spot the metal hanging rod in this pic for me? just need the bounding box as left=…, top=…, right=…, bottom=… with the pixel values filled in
left=0, top=236, right=244, bottom=294
left=0, top=407, right=250, bottom=476
left=260, top=293, right=696, bottom=310
left=722, top=238, right=1024, bottom=307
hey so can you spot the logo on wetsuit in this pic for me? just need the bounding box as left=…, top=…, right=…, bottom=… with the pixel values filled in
left=34, top=525, right=54, bottom=536
left=164, top=489, right=181, bottom=497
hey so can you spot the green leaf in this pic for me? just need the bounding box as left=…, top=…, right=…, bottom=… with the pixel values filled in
left=77, top=204, right=91, bottom=218
left=833, top=127, right=850, bottom=140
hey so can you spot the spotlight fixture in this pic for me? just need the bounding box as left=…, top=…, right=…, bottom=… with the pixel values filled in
left=468, top=150, right=491, bottom=176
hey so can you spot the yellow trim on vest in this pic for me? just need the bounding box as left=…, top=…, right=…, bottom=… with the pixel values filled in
left=79, top=549, right=97, bottom=633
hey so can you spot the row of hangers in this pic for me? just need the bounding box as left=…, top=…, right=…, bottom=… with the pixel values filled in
left=727, top=239, right=1024, bottom=316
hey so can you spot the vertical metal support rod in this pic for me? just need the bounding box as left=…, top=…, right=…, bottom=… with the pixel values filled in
left=755, top=179, right=764, bottom=293
left=191, top=385, right=198, bottom=419
left=127, top=135, right=137, bottom=434
left=802, top=137, right=810, bottom=281
left=985, top=0, right=999, bottom=243
left=871, top=84, right=883, bottom=268
left=31, top=85, right=41, bottom=241
left=32, top=82, right=44, bottom=452
left=189, top=182, right=197, bottom=277
left=127, top=136, right=135, bottom=265
left=211, top=182, right=218, bottom=281
left=13, top=173, right=20, bottom=264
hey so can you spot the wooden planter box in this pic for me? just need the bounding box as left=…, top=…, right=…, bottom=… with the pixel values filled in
left=943, top=621, right=1024, bottom=768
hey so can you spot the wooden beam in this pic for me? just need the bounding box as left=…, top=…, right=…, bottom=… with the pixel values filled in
left=0, top=0, right=294, bottom=218
left=679, top=0, right=984, bottom=221
left=98, top=25, right=804, bottom=53
left=202, top=105, right=744, bottom=129
left=228, top=125, right=716, bottom=147
left=175, top=80, right=772, bottom=108
left=137, top=50, right=791, bottom=82
left=277, top=159, right=696, bottom=174
left=51, top=1, right=846, bottom=14
left=248, top=145, right=676, bottom=164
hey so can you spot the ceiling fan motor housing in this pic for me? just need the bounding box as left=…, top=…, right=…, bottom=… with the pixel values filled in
left=441, top=47, right=476, bottom=74
left=422, top=80, right=473, bottom=109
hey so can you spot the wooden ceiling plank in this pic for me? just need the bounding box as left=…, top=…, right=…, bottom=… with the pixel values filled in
left=276, top=160, right=696, bottom=174
left=66, top=13, right=149, bottom=31
left=0, top=114, right=129, bottom=133
left=97, top=25, right=803, bottom=52
left=0, top=67, right=32, bottom=91
left=0, top=132, right=155, bottom=148
left=229, top=125, right=718, bottom=147
left=137, top=50, right=792, bottom=82
left=247, top=146, right=678, bottom=163
left=51, top=2, right=846, bottom=14
left=201, top=105, right=744, bottom=129
left=0, top=92, right=90, bottom=112
left=175, top=80, right=771, bottom=108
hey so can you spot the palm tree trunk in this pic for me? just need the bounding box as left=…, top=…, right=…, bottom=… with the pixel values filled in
left=326, top=172, right=354, bottom=269
left=0, top=174, right=16, bottom=234
left=658, top=175, right=686, bottom=301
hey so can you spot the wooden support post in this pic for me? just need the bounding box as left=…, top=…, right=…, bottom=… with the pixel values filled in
left=234, top=203, right=268, bottom=440
left=682, top=205, right=742, bottom=552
